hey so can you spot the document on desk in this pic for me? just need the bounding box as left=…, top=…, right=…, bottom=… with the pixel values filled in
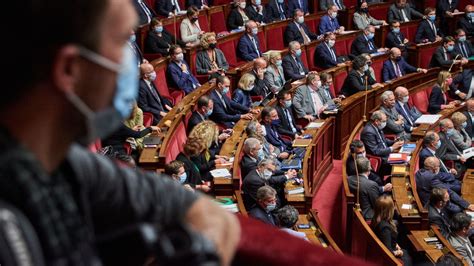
left=306, top=121, right=324, bottom=129
left=415, top=114, right=442, bottom=125
left=340, top=30, right=357, bottom=34
left=463, top=147, right=474, bottom=159
left=210, top=168, right=231, bottom=178
left=466, top=211, right=474, bottom=221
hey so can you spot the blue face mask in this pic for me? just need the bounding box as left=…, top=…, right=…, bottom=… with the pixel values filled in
left=447, top=45, right=454, bottom=52
left=468, top=12, right=474, bottom=19
left=252, top=28, right=258, bottom=35
left=179, top=172, right=187, bottom=184
left=271, top=119, right=281, bottom=126
left=446, top=128, right=456, bottom=137
left=435, top=140, right=441, bottom=149
left=129, top=34, right=136, bottom=43
left=275, top=60, right=282, bottom=66
left=459, top=36, right=467, bottom=42
left=295, top=49, right=302, bottom=57
left=277, top=0, right=284, bottom=3
left=265, top=203, right=277, bottom=212
left=222, top=86, right=229, bottom=95
left=428, top=15, right=436, bottom=22
left=257, top=148, right=265, bottom=161
left=206, top=108, right=213, bottom=117
left=155, top=26, right=163, bottom=33
left=367, top=32, right=374, bottom=40
left=462, top=122, right=468, bottom=128
left=69, top=45, right=139, bottom=145
left=392, top=28, right=400, bottom=34
left=284, top=100, right=292, bottom=108
left=255, top=0, right=261, bottom=5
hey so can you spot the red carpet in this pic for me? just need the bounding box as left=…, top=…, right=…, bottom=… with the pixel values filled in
left=312, top=160, right=347, bottom=250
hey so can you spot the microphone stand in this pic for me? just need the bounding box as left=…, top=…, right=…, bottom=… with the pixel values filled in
left=448, top=54, right=461, bottom=73
left=353, top=153, right=361, bottom=211
left=363, top=74, right=369, bottom=122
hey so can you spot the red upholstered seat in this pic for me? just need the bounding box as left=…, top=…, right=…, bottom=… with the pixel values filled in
left=400, top=22, right=419, bottom=42
left=144, top=53, right=162, bottom=62
left=417, top=46, right=438, bottom=69
left=89, top=140, right=102, bottom=153
left=209, top=6, right=227, bottom=33
left=334, top=39, right=349, bottom=56
left=368, top=4, right=390, bottom=20
left=300, top=49, right=309, bottom=69
left=367, top=154, right=381, bottom=172
left=256, top=30, right=267, bottom=53
left=164, top=121, right=187, bottom=163
left=198, top=13, right=210, bottom=32
left=411, top=89, right=430, bottom=114
left=306, top=43, right=319, bottom=71
left=218, top=36, right=240, bottom=67
left=333, top=69, right=348, bottom=96
left=163, top=17, right=184, bottom=38
left=265, top=22, right=286, bottom=50
left=143, top=112, right=154, bottom=127
left=371, top=60, right=383, bottom=83
left=152, top=58, right=184, bottom=104
left=304, top=15, right=321, bottom=34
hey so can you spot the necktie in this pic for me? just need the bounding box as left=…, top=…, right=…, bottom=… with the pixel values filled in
left=368, top=39, right=374, bottom=50
left=430, top=21, right=437, bottom=36
left=328, top=45, right=336, bottom=61
left=219, top=93, right=228, bottom=111
left=460, top=43, right=469, bottom=57
left=394, top=62, right=402, bottom=77
left=401, top=9, right=409, bottom=22
left=295, top=57, right=304, bottom=74
left=444, top=51, right=448, bottom=61
left=148, top=82, right=164, bottom=111
left=298, top=0, right=303, bottom=9
left=373, top=125, right=387, bottom=148
left=285, top=108, right=297, bottom=133
left=334, top=0, right=342, bottom=10
left=251, top=37, right=261, bottom=57
left=139, top=0, right=152, bottom=23
left=278, top=4, right=286, bottom=20
left=297, top=24, right=311, bottom=44
left=400, top=104, right=413, bottom=126
left=174, top=0, right=181, bottom=12
left=395, top=34, right=402, bottom=44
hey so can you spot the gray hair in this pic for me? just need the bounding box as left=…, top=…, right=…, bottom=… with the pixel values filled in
left=422, top=131, right=437, bottom=146
left=289, top=41, right=300, bottom=51
left=246, top=120, right=259, bottom=135
left=370, top=110, right=385, bottom=122
left=258, top=158, right=274, bottom=168
left=380, top=90, right=394, bottom=102
left=356, top=157, right=371, bottom=173
left=439, top=118, right=452, bottom=129
left=243, top=137, right=260, bottom=154
left=276, top=205, right=299, bottom=228
left=256, top=185, right=276, bottom=201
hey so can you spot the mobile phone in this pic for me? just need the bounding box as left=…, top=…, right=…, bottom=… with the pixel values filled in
left=297, top=224, right=310, bottom=229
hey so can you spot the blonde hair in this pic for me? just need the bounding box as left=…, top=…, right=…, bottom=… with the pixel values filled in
left=238, top=73, right=256, bottom=90
left=437, top=71, right=451, bottom=92
left=372, top=195, right=397, bottom=233
left=188, top=120, right=219, bottom=150
left=451, top=112, right=467, bottom=128
left=267, top=51, right=282, bottom=64
left=200, top=32, right=216, bottom=50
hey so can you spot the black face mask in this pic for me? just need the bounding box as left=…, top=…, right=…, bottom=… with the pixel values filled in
left=394, top=56, right=402, bottom=62
left=361, top=8, right=369, bottom=13
left=191, top=17, right=198, bottom=23
left=208, top=43, right=217, bottom=49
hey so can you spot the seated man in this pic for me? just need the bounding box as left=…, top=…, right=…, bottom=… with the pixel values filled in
left=250, top=58, right=272, bottom=98
left=347, top=157, right=392, bottom=220
left=346, top=139, right=384, bottom=187
left=419, top=131, right=459, bottom=175
left=379, top=90, right=412, bottom=138
left=242, top=159, right=291, bottom=209
left=319, top=5, right=344, bottom=35
left=415, top=7, right=443, bottom=44
left=245, top=0, right=266, bottom=24
left=265, top=0, right=289, bottom=22
left=248, top=186, right=279, bottom=226
left=341, top=55, right=379, bottom=97
left=284, top=9, right=319, bottom=46
left=429, top=36, right=465, bottom=68
left=245, top=120, right=290, bottom=163
left=458, top=5, right=474, bottom=38
left=387, top=0, right=423, bottom=23
left=382, top=47, right=427, bottom=82
left=282, top=41, right=309, bottom=81
left=137, top=62, right=173, bottom=125
left=319, top=72, right=342, bottom=107
left=155, top=0, right=185, bottom=16
left=187, top=95, right=213, bottom=134
left=438, top=119, right=467, bottom=172
left=320, top=0, right=345, bottom=11
left=164, top=160, right=194, bottom=191
left=447, top=213, right=474, bottom=265
left=415, top=157, right=467, bottom=214
left=237, top=20, right=263, bottom=62
left=292, top=73, right=327, bottom=121
left=428, top=188, right=452, bottom=238
left=463, top=98, right=474, bottom=139
left=314, top=32, right=347, bottom=69
left=454, top=29, right=473, bottom=58
left=451, top=69, right=474, bottom=101
left=209, top=76, right=255, bottom=128
left=360, top=111, right=404, bottom=160
left=351, top=25, right=388, bottom=56
left=241, top=137, right=264, bottom=179
left=275, top=90, right=302, bottom=139
left=276, top=205, right=308, bottom=240
left=166, top=44, right=200, bottom=94
left=394, top=86, right=421, bottom=128
left=385, top=20, right=410, bottom=57
left=261, top=106, right=292, bottom=152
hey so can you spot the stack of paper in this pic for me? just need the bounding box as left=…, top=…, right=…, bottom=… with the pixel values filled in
left=286, top=187, right=304, bottom=195
left=415, top=114, right=442, bottom=124
left=388, top=153, right=408, bottom=164
left=210, top=168, right=231, bottom=178
left=306, top=121, right=324, bottom=129
left=463, top=147, right=474, bottom=159
left=400, top=143, right=416, bottom=154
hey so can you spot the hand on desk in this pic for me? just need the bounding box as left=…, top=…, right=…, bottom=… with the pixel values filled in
left=240, top=113, right=253, bottom=120
left=250, top=108, right=260, bottom=115
left=371, top=83, right=383, bottom=89
left=218, top=133, right=231, bottom=141
left=279, top=152, right=290, bottom=159
left=215, top=158, right=228, bottom=164
left=285, top=169, right=297, bottom=179
left=383, top=183, right=393, bottom=192
left=467, top=204, right=474, bottom=212
left=391, top=140, right=404, bottom=151
left=304, top=115, right=315, bottom=121
left=150, top=126, right=161, bottom=134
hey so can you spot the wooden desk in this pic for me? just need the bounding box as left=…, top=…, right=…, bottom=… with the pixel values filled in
left=462, top=169, right=474, bottom=204
left=407, top=41, right=442, bottom=69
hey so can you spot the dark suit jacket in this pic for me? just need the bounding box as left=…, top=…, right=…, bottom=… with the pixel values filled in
left=263, top=123, right=292, bottom=151
left=428, top=204, right=451, bottom=238
left=428, top=84, right=448, bottom=114
left=166, top=61, right=200, bottom=94
left=387, top=3, right=423, bottom=23
left=454, top=41, right=474, bottom=58
left=282, top=54, right=308, bottom=81
left=458, top=16, right=474, bottom=37
left=436, top=0, right=459, bottom=18
left=245, top=4, right=265, bottom=23
left=248, top=205, right=277, bottom=225
left=186, top=112, right=206, bottom=134
left=284, top=21, right=318, bottom=46
left=347, top=174, right=381, bottom=219
left=209, top=90, right=249, bottom=128
left=237, top=34, right=262, bottom=61
left=438, top=131, right=462, bottom=160
left=133, top=0, right=155, bottom=26
left=232, top=89, right=252, bottom=109
left=265, top=0, right=289, bottom=22
left=346, top=155, right=383, bottom=186
left=155, top=0, right=179, bottom=17
left=451, top=69, right=474, bottom=99
left=360, top=123, right=394, bottom=158
left=385, top=31, right=407, bottom=51
left=351, top=34, right=378, bottom=56
left=250, top=70, right=272, bottom=97
left=429, top=46, right=460, bottom=68
left=130, top=41, right=144, bottom=65
left=287, top=0, right=309, bottom=15
left=415, top=19, right=443, bottom=43
left=227, top=8, right=250, bottom=30
left=241, top=154, right=258, bottom=180
left=176, top=152, right=203, bottom=187
left=341, top=70, right=376, bottom=97
left=382, top=58, right=417, bottom=82
left=314, top=42, right=339, bottom=69
left=415, top=168, right=463, bottom=208
left=137, top=79, right=172, bottom=125
left=144, top=30, right=185, bottom=55
left=463, top=110, right=474, bottom=139
left=319, top=15, right=340, bottom=35
left=395, top=101, right=420, bottom=128
left=186, top=0, right=213, bottom=9
left=275, top=105, right=300, bottom=137
left=242, top=169, right=286, bottom=208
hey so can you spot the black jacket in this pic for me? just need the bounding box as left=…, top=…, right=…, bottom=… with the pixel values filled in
left=341, top=70, right=375, bottom=97
left=144, top=30, right=186, bottom=55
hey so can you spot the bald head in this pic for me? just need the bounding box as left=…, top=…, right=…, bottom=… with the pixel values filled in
left=254, top=58, right=267, bottom=69
left=390, top=47, right=402, bottom=59
left=424, top=156, right=440, bottom=171
left=140, top=62, right=155, bottom=80
left=394, top=86, right=409, bottom=102
left=467, top=98, right=474, bottom=113
left=465, top=5, right=473, bottom=12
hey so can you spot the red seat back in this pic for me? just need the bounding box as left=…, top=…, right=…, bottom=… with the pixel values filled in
left=163, top=16, right=184, bottom=38
left=417, top=46, right=438, bottom=69
left=256, top=30, right=267, bottom=53
left=264, top=21, right=287, bottom=50
left=198, top=12, right=210, bottom=32
left=306, top=43, right=318, bottom=71
left=411, top=89, right=430, bottom=114
left=333, top=69, right=348, bottom=96
left=368, top=4, right=390, bottom=20
left=334, top=38, right=349, bottom=56
left=218, top=35, right=239, bottom=66
left=304, top=14, right=322, bottom=34
left=143, top=112, right=154, bottom=127
left=300, top=48, right=309, bottom=69
left=209, top=6, right=227, bottom=33
left=371, top=59, right=384, bottom=83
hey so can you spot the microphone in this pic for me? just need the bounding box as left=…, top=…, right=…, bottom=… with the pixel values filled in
left=448, top=54, right=461, bottom=73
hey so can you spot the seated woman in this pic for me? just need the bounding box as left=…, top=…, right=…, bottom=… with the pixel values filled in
left=264, top=51, right=286, bottom=92
left=360, top=53, right=376, bottom=81
left=176, top=140, right=211, bottom=193
left=372, top=195, right=413, bottom=266
left=164, top=160, right=194, bottom=191
left=353, top=1, right=387, bottom=30
left=195, top=32, right=229, bottom=77
left=227, top=0, right=251, bottom=31
left=450, top=112, right=472, bottom=150
left=123, top=102, right=146, bottom=151
left=428, top=71, right=458, bottom=114
left=180, top=6, right=204, bottom=47
left=145, top=18, right=187, bottom=56
left=233, top=73, right=255, bottom=109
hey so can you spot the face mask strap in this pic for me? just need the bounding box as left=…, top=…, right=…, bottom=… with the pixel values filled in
left=78, top=46, right=122, bottom=73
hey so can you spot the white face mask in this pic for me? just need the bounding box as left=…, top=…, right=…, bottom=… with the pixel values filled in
left=239, top=2, right=247, bottom=8
left=260, top=126, right=267, bottom=136
left=402, top=96, right=409, bottom=103
left=327, top=40, right=335, bottom=47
